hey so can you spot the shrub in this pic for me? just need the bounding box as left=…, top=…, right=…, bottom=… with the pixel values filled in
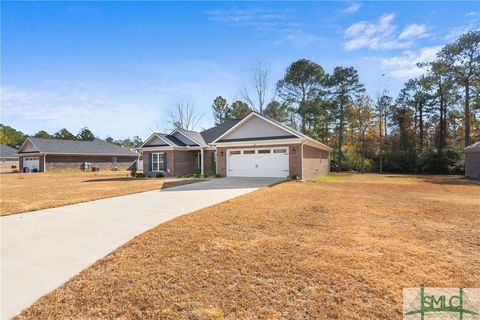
left=215, top=173, right=222, bottom=178
left=156, top=172, right=164, bottom=178
left=193, top=173, right=201, bottom=178
left=135, top=173, right=145, bottom=178
left=290, top=174, right=300, bottom=180
left=130, top=168, right=137, bottom=177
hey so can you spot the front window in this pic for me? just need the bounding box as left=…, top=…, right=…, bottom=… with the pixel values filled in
left=152, top=153, right=165, bottom=172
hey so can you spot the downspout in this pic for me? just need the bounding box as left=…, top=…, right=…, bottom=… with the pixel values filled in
left=200, top=147, right=204, bottom=177
left=301, top=142, right=305, bottom=181
left=44, top=153, right=47, bottom=172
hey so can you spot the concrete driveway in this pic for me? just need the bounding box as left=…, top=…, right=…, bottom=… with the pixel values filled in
left=1, top=177, right=282, bottom=319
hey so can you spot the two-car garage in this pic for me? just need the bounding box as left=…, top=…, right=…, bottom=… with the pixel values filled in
left=226, top=147, right=289, bottom=178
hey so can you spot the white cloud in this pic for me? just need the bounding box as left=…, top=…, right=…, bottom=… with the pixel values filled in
left=343, top=14, right=432, bottom=50
left=344, top=13, right=414, bottom=50
left=399, top=24, right=428, bottom=40
left=342, top=2, right=361, bottom=15
left=206, top=8, right=315, bottom=47
left=380, top=46, right=442, bottom=79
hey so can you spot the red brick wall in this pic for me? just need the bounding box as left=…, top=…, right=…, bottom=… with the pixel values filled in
left=302, top=145, right=330, bottom=180
left=203, top=150, right=216, bottom=176
left=465, top=152, right=480, bottom=179
left=143, top=150, right=200, bottom=177
left=173, top=150, right=198, bottom=176
left=45, top=155, right=136, bottom=171
left=143, top=151, right=175, bottom=177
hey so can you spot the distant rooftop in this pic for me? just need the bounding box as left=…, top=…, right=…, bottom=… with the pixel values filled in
left=0, top=144, right=18, bottom=158
left=19, top=138, right=138, bottom=156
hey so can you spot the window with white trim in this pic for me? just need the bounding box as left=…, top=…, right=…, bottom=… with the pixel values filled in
left=152, top=153, right=165, bottom=172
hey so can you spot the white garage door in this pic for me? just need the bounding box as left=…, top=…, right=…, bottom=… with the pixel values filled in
left=227, top=147, right=289, bottom=177
left=23, top=157, right=40, bottom=171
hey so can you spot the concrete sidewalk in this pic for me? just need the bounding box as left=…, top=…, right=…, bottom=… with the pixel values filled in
left=1, top=177, right=281, bottom=319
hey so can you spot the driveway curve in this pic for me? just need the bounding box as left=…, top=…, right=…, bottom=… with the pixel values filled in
left=1, top=177, right=281, bottom=319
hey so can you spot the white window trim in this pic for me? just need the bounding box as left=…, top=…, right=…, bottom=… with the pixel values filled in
left=151, top=152, right=166, bottom=172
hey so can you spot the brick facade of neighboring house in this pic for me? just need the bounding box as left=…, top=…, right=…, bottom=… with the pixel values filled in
left=0, top=144, right=19, bottom=169
left=16, top=138, right=138, bottom=173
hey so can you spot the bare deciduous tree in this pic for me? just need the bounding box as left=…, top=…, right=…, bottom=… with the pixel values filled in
left=168, top=101, right=203, bottom=131
left=241, top=62, right=272, bottom=114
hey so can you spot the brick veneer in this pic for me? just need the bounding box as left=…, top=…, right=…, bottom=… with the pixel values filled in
left=302, top=145, right=330, bottom=180
left=19, top=154, right=136, bottom=172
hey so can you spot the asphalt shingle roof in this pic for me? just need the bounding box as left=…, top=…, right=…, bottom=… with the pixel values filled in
left=21, top=138, right=138, bottom=156
left=200, top=119, right=242, bottom=144
left=178, top=130, right=207, bottom=146
left=0, top=144, right=18, bottom=158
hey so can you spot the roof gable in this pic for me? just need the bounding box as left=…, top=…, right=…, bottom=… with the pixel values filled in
left=172, top=131, right=201, bottom=146
left=142, top=134, right=173, bottom=147
left=212, top=112, right=300, bottom=143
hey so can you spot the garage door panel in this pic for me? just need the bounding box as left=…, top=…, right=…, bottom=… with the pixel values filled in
left=227, top=148, right=289, bottom=178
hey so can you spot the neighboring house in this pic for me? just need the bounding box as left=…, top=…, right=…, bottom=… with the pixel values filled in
left=465, top=141, right=480, bottom=179
left=17, top=138, right=138, bottom=172
left=0, top=144, right=19, bottom=169
left=141, top=112, right=331, bottom=179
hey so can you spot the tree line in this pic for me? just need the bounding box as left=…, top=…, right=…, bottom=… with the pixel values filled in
left=0, top=125, right=143, bottom=150
left=210, top=31, right=479, bottom=174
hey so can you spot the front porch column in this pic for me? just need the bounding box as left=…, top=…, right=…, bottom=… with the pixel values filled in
left=200, top=148, right=204, bottom=177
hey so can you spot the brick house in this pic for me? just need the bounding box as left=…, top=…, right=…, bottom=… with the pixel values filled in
left=141, top=112, right=331, bottom=180
left=17, top=138, right=138, bottom=172
left=465, top=141, right=480, bottom=179
left=0, top=144, right=19, bottom=169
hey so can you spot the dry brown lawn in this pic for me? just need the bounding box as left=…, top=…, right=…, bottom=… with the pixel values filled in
left=0, top=171, right=199, bottom=216
left=15, top=174, right=480, bottom=319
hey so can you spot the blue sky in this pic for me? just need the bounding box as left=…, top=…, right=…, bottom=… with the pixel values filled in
left=1, top=1, right=479, bottom=140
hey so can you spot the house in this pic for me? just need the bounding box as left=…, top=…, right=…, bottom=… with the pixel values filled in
left=465, top=141, right=480, bottom=179
left=0, top=144, right=19, bottom=169
left=141, top=112, right=331, bottom=179
left=17, top=138, right=138, bottom=172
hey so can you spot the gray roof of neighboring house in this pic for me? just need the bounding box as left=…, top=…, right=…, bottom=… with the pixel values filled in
left=0, top=144, right=18, bottom=158
left=19, top=138, right=138, bottom=156
left=465, top=141, right=480, bottom=153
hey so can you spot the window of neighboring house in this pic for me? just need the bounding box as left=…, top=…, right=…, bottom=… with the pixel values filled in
left=152, top=153, right=165, bottom=172
left=112, top=157, right=117, bottom=163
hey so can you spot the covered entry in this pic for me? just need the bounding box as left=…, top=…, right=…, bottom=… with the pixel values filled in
left=227, top=147, right=289, bottom=178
